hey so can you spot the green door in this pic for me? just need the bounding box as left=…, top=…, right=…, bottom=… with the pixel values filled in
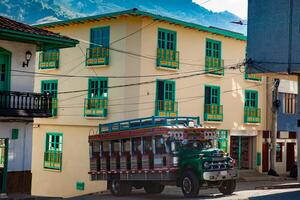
left=0, top=50, right=10, bottom=91
left=0, top=139, right=8, bottom=193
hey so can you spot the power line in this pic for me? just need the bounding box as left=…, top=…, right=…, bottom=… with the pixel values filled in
left=56, top=78, right=268, bottom=116
left=58, top=71, right=245, bottom=104
left=55, top=62, right=244, bottom=95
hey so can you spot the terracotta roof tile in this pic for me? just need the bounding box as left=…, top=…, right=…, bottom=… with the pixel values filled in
left=0, top=15, right=77, bottom=43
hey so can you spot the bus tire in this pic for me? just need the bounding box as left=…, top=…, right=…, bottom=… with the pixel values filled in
left=110, top=179, right=132, bottom=196
left=218, top=180, right=236, bottom=195
left=144, top=182, right=165, bottom=194
left=181, top=171, right=200, bottom=198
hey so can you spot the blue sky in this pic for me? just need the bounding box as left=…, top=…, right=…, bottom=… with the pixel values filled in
left=193, top=0, right=248, bottom=19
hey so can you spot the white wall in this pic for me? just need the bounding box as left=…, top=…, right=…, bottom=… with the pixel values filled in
left=0, top=122, right=33, bottom=172
left=0, top=40, right=36, bottom=92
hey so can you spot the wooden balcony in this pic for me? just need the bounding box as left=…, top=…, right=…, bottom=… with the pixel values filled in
left=244, top=107, right=261, bottom=123
left=0, top=91, right=53, bottom=118
left=39, top=51, right=59, bottom=69
left=86, top=47, right=109, bottom=66
left=204, top=104, right=223, bottom=122
left=205, top=57, right=224, bottom=76
left=84, top=97, right=108, bottom=117
left=155, top=100, right=178, bottom=117
left=156, top=48, right=179, bottom=69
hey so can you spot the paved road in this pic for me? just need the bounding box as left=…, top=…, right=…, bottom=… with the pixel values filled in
left=68, top=180, right=300, bottom=200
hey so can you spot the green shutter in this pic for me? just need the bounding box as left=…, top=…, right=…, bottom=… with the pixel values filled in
left=11, top=129, right=19, bottom=140
left=206, top=39, right=221, bottom=59
left=205, top=85, right=220, bottom=105
left=88, top=77, right=108, bottom=98
left=44, top=132, right=63, bottom=170
left=90, top=26, right=110, bottom=48
left=41, top=80, right=58, bottom=117
left=155, top=80, right=177, bottom=117
left=245, top=90, right=258, bottom=108
left=158, top=28, right=177, bottom=51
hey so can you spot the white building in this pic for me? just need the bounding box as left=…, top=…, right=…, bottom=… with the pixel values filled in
left=0, top=15, right=78, bottom=193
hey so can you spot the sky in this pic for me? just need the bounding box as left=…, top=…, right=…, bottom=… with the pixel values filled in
left=193, top=0, right=248, bottom=19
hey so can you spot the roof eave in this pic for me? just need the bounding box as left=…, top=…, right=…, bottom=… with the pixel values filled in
left=0, top=28, right=79, bottom=50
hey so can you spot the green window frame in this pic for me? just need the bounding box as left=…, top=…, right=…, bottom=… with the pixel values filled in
left=44, top=132, right=63, bottom=170
left=90, top=26, right=110, bottom=48
left=205, top=39, right=223, bottom=75
left=88, top=77, right=108, bottom=98
left=39, top=49, right=60, bottom=70
left=155, top=80, right=177, bottom=116
left=245, top=90, right=258, bottom=108
left=206, top=39, right=221, bottom=59
left=205, top=85, right=220, bottom=105
left=204, top=85, right=223, bottom=121
left=158, top=28, right=177, bottom=51
left=41, top=80, right=58, bottom=117
left=84, top=77, right=109, bottom=117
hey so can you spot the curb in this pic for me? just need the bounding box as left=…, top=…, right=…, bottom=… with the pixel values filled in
left=255, top=183, right=300, bottom=190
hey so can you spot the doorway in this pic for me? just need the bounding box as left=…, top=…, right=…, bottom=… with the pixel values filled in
left=286, top=142, right=295, bottom=172
left=0, top=47, right=11, bottom=91
left=262, top=142, right=269, bottom=172
left=230, top=136, right=254, bottom=169
left=0, top=139, right=8, bottom=193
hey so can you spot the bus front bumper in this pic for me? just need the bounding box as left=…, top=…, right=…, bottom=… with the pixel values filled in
left=203, top=169, right=238, bottom=181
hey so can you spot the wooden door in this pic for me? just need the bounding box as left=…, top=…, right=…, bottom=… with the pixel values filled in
left=286, top=143, right=295, bottom=172
left=262, top=142, right=269, bottom=172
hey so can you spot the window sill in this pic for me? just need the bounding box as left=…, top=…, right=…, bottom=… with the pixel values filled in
left=206, top=73, right=224, bottom=78
left=244, top=122, right=261, bottom=126
left=245, top=79, right=262, bottom=83
left=86, top=64, right=109, bottom=68
left=204, top=120, right=223, bottom=124
left=43, top=168, right=62, bottom=172
left=84, top=116, right=107, bottom=120
left=38, top=68, right=59, bottom=71
left=156, top=66, right=179, bottom=71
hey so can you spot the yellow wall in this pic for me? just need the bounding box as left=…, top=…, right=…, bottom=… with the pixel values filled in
left=32, top=15, right=267, bottom=197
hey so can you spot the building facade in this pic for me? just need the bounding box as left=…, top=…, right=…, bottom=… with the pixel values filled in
left=32, top=9, right=267, bottom=197
left=258, top=79, right=298, bottom=174
left=0, top=16, right=78, bottom=194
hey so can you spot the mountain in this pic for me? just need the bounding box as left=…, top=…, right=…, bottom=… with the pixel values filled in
left=0, top=0, right=246, bottom=34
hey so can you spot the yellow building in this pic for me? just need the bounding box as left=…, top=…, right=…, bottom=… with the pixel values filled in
left=32, top=9, right=266, bottom=197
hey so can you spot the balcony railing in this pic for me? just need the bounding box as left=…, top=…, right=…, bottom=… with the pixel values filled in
left=155, top=100, right=178, bottom=117
left=244, top=107, right=261, bottom=123
left=0, top=91, right=53, bottom=117
left=156, top=48, right=179, bottom=69
left=84, top=97, right=108, bottom=117
left=86, top=47, right=109, bottom=66
left=44, top=151, right=62, bottom=170
left=205, top=57, right=224, bottom=76
left=204, top=104, right=223, bottom=121
left=39, top=51, right=59, bottom=69
left=245, top=73, right=262, bottom=81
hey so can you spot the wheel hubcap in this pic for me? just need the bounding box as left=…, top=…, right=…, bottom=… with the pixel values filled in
left=183, top=177, right=192, bottom=194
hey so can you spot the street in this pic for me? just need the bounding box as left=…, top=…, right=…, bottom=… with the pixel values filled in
left=68, top=180, right=300, bottom=200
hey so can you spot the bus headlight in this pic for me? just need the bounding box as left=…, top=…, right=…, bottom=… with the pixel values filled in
left=172, top=156, right=179, bottom=166
left=203, top=161, right=210, bottom=169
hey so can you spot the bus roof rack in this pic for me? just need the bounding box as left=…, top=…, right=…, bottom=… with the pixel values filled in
left=99, top=116, right=200, bottom=134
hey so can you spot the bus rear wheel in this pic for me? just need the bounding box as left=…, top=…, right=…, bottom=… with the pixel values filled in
left=218, top=180, right=236, bottom=195
left=144, top=182, right=165, bottom=194
left=110, top=179, right=132, bottom=196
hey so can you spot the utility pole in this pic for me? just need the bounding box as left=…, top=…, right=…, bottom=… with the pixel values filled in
left=269, top=79, right=280, bottom=176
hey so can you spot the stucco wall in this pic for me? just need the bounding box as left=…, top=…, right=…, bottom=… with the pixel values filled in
left=32, top=16, right=267, bottom=197
left=31, top=125, right=105, bottom=198
left=0, top=122, right=32, bottom=172
left=0, top=40, right=36, bottom=92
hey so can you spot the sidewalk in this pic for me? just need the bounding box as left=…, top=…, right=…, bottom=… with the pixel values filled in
left=0, top=193, right=62, bottom=200
left=238, top=170, right=294, bottom=182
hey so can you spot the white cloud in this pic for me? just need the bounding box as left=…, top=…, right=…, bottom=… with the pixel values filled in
left=193, top=0, right=248, bottom=19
